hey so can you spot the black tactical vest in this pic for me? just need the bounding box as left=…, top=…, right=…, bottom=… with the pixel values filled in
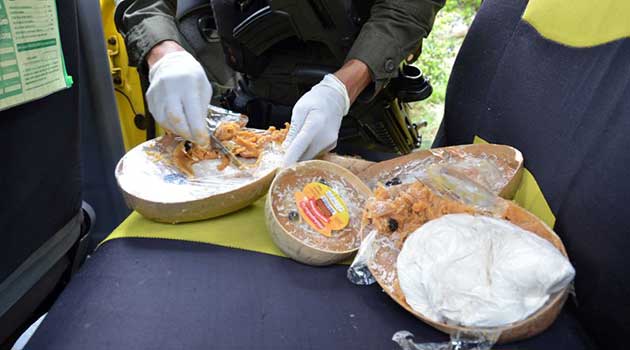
left=176, top=0, right=430, bottom=160
left=178, top=0, right=370, bottom=77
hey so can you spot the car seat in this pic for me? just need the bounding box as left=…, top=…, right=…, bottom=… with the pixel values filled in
left=21, top=0, right=626, bottom=348
left=434, top=0, right=630, bottom=348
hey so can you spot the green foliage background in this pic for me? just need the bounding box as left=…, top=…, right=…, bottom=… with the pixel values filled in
left=409, top=0, right=482, bottom=148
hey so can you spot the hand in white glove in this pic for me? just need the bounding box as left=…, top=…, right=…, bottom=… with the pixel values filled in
left=283, top=74, right=350, bottom=166
left=147, top=50, right=212, bottom=145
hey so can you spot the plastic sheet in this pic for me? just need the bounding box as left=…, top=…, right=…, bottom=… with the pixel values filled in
left=270, top=168, right=368, bottom=252
left=392, top=330, right=500, bottom=350
left=348, top=160, right=574, bottom=343
left=362, top=148, right=515, bottom=195
left=117, top=135, right=282, bottom=204
left=116, top=110, right=283, bottom=204
left=207, top=105, right=247, bottom=128
left=397, top=214, right=575, bottom=327
left=347, top=165, right=505, bottom=286
left=346, top=229, right=378, bottom=284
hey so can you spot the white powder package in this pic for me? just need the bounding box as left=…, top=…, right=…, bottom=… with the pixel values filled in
left=397, top=214, right=575, bottom=327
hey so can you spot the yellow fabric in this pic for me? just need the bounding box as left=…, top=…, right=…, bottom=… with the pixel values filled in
left=103, top=137, right=555, bottom=256
left=101, top=197, right=287, bottom=256
left=101, top=197, right=354, bottom=264
left=473, top=136, right=556, bottom=228
left=522, top=0, right=630, bottom=47
left=512, top=169, right=557, bottom=228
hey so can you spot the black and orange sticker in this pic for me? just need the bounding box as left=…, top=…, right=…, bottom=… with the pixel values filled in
left=294, top=182, right=350, bottom=237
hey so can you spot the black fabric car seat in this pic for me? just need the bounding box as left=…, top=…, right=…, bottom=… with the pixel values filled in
left=434, top=0, right=630, bottom=348
left=0, top=0, right=128, bottom=344
left=0, top=0, right=84, bottom=345
left=18, top=0, right=623, bottom=349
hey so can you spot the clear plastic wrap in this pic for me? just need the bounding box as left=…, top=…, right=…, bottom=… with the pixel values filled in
left=116, top=133, right=283, bottom=204
left=346, top=229, right=379, bottom=284
left=348, top=159, right=573, bottom=344
left=396, top=214, right=575, bottom=327
left=392, top=330, right=500, bottom=350
left=348, top=165, right=504, bottom=286
left=207, top=105, right=245, bottom=128
left=115, top=108, right=284, bottom=208
left=362, top=147, right=519, bottom=196
left=269, top=169, right=368, bottom=252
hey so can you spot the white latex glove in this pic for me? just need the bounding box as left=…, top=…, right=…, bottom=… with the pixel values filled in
left=147, top=51, right=212, bottom=145
left=283, top=74, right=350, bottom=166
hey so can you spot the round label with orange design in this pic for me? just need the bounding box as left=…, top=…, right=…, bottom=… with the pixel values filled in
left=294, top=182, right=350, bottom=237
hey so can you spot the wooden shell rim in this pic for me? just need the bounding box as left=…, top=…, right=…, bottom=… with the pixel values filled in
left=116, top=139, right=373, bottom=225
left=368, top=200, right=570, bottom=344
left=358, top=144, right=524, bottom=199
left=265, top=160, right=373, bottom=266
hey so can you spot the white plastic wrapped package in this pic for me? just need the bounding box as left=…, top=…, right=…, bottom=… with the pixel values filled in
left=397, top=214, right=575, bottom=328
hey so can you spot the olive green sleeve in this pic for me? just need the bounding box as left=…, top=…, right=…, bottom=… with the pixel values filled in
left=346, top=0, right=445, bottom=98
left=115, top=0, right=186, bottom=69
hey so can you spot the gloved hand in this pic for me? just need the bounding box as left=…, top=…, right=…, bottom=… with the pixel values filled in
left=283, top=74, right=350, bottom=166
left=147, top=50, right=212, bottom=145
